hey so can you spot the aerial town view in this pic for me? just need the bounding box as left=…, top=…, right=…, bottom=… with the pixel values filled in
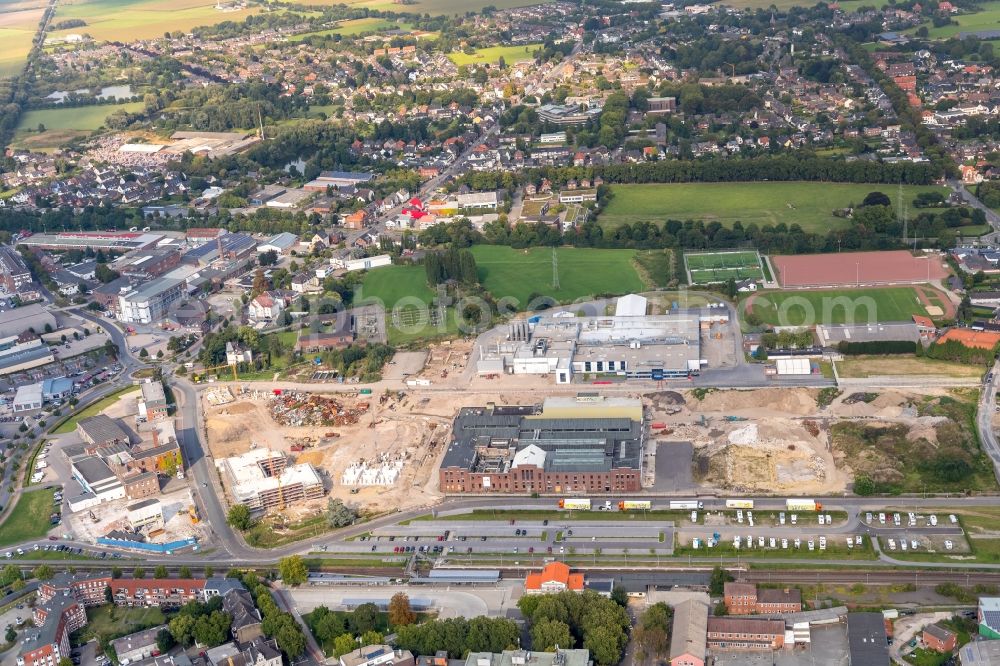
left=11, top=0, right=1000, bottom=664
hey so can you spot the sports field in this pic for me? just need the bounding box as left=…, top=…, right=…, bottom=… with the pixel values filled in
left=472, top=246, right=644, bottom=307
left=598, top=182, right=949, bottom=232
left=772, top=250, right=947, bottom=288
left=685, top=250, right=764, bottom=284
left=448, top=44, right=541, bottom=66
left=744, top=287, right=930, bottom=326
left=46, top=0, right=260, bottom=42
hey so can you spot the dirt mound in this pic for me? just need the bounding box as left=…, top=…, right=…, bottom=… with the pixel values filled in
left=693, top=417, right=846, bottom=494
left=650, top=391, right=685, bottom=406
left=694, top=388, right=817, bottom=415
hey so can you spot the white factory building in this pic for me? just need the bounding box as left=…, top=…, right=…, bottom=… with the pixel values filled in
left=476, top=294, right=722, bottom=384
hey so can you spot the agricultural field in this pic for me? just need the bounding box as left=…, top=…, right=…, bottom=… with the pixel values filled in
left=287, top=0, right=551, bottom=13
left=448, top=43, right=541, bottom=66
left=0, top=1, right=46, bottom=77
left=46, top=0, right=260, bottom=42
left=907, top=0, right=1000, bottom=39
left=598, top=182, right=949, bottom=232
left=471, top=245, right=645, bottom=306
left=684, top=250, right=764, bottom=284
left=743, top=287, right=930, bottom=326
left=288, top=17, right=406, bottom=40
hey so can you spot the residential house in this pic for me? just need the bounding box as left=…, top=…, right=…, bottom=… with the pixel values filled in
left=923, top=624, right=957, bottom=653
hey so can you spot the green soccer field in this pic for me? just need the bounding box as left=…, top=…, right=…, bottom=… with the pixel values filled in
left=471, top=245, right=645, bottom=307
left=745, top=287, right=929, bottom=326
left=598, top=182, right=949, bottom=232
left=685, top=251, right=764, bottom=283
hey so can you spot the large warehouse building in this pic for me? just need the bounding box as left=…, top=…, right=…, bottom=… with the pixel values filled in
left=476, top=295, right=709, bottom=383
left=439, top=396, right=645, bottom=494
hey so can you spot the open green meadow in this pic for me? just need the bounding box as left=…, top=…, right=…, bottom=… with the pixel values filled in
left=745, top=287, right=930, bottom=326
left=16, top=102, right=143, bottom=131
left=472, top=245, right=645, bottom=306
left=289, top=17, right=407, bottom=40
left=47, top=0, right=260, bottom=42
left=360, top=249, right=646, bottom=308
left=908, top=0, right=1000, bottom=38
left=0, top=488, right=56, bottom=547
left=599, top=182, right=949, bottom=233
left=685, top=250, right=764, bottom=284
left=360, top=264, right=437, bottom=310
left=448, top=43, right=541, bottom=66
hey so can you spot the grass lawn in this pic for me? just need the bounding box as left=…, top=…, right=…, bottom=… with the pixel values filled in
left=633, top=250, right=673, bottom=288
left=744, top=287, right=929, bottom=326
left=47, top=0, right=260, bottom=42
left=471, top=245, right=646, bottom=306
left=0, top=488, right=56, bottom=547
left=73, top=605, right=168, bottom=644
left=54, top=385, right=139, bottom=434
left=905, top=647, right=950, bottom=666
left=448, top=43, right=541, bottom=66
left=359, top=264, right=437, bottom=310
left=16, top=102, right=144, bottom=132
left=836, top=356, right=985, bottom=379
left=598, top=182, right=948, bottom=232
left=908, top=0, right=1000, bottom=38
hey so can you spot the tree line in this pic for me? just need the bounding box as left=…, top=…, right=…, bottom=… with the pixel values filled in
left=425, top=247, right=478, bottom=286
left=517, top=591, right=631, bottom=666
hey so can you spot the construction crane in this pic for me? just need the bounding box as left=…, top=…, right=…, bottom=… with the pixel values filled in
left=193, top=362, right=239, bottom=383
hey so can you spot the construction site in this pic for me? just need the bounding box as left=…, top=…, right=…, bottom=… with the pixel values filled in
left=202, top=386, right=455, bottom=515
left=648, top=386, right=984, bottom=495
left=201, top=377, right=984, bottom=516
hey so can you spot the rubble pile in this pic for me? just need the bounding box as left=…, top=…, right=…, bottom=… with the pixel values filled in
left=270, top=391, right=368, bottom=427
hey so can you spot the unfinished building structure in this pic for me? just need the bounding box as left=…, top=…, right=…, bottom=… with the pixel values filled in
left=219, top=449, right=324, bottom=511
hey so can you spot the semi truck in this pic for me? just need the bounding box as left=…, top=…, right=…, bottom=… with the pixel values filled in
left=619, top=500, right=653, bottom=511
left=725, top=499, right=754, bottom=509
left=785, top=499, right=822, bottom=511
left=558, top=498, right=592, bottom=510
left=669, top=500, right=704, bottom=510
